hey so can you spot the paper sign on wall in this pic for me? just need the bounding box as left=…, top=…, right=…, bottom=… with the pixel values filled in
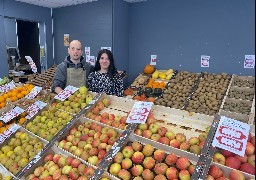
left=40, top=46, right=45, bottom=57
left=101, top=47, right=111, bottom=51
left=244, top=55, right=255, bottom=69
left=86, top=56, right=96, bottom=66
left=150, top=55, right=157, bottom=65
left=64, top=34, right=70, bottom=46
left=85, top=47, right=90, bottom=57
left=126, top=101, right=153, bottom=124
left=201, top=55, right=210, bottom=67
left=212, top=116, right=250, bottom=156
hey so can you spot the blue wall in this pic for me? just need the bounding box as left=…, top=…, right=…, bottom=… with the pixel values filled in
left=53, top=0, right=112, bottom=64
left=128, top=0, right=255, bottom=84
left=0, top=0, right=52, bottom=77
left=113, top=0, right=130, bottom=88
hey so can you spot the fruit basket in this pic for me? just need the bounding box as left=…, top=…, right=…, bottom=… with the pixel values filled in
left=108, top=134, right=198, bottom=179
left=85, top=93, right=135, bottom=130
left=20, top=144, right=113, bottom=180
left=151, top=69, right=178, bottom=82
left=130, top=74, right=150, bottom=90
left=55, top=117, right=123, bottom=167
left=0, top=126, right=47, bottom=176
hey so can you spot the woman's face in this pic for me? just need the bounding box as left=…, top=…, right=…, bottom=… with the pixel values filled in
left=99, top=53, right=110, bottom=71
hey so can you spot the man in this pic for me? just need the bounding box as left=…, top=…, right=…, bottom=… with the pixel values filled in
left=52, top=40, right=93, bottom=94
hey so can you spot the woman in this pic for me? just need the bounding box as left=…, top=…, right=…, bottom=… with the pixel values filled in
left=87, top=49, right=124, bottom=97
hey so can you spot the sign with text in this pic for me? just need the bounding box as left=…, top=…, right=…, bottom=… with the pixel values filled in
left=212, top=116, right=250, bottom=156
left=101, top=47, right=111, bottom=51
left=126, top=101, right=153, bottom=124
left=0, top=106, right=24, bottom=123
left=85, top=47, right=90, bottom=57
left=25, top=101, right=47, bottom=119
left=0, top=124, right=20, bottom=144
left=150, top=55, right=157, bottom=65
left=201, top=55, right=210, bottom=67
left=86, top=56, right=96, bottom=66
left=244, top=55, right=255, bottom=69
left=0, top=80, right=15, bottom=93
left=25, top=56, right=38, bottom=73
left=25, top=86, right=42, bottom=99
left=54, top=85, right=78, bottom=101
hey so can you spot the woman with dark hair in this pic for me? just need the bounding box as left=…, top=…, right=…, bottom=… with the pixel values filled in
left=87, top=49, right=124, bottom=97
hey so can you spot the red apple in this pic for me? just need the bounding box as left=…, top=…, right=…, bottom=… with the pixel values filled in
left=234, top=154, right=248, bottom=163
left=213, top=152, right=226, bottom=165
left=180, top=142, right=191, bottom=151
left=77, top=164, right=86, bottom=175
left=154, top=163, right=168, bottom=175
left=154, top=174, right=167, bottom=180
left=176, top=157, right=191, bottom=170
left=98, top=149, right=107, bottom=159
left=188, top=137, right=200, bottom=146
left=52, top=154, right=61, bottom=164
left=229, top=169, right=245, bottom=180
left=132, top=151, right=145, bottom=164
left=44, top=154, right=53, bottom=163
left=158, top=137, right=170, bottom=145
left=178, top=170, right=191, bottom=180
left=153, top=149, right=166, bottom=162
left=188, top=164, right=195, bottom=175
left=165, top=153, right=178, bottom=166
left=150, top=134, right=161, bottom=142
left=142, top=130, right=152, bottom=139
left=134, top=129, right=143, bottom=136
left=131, top=164, right=143, bottom=176
left=240, top=163, right=255, bottom=175
left=225, top=156, right=241, bottom=170
left=118, top=169, right=131, bottom=180
left=143, top=157, right=155, bottom=169
left=166, top=167, right=178, bottom=179
left=170, top=139, right=181, bottom=148
left=220, top=149, right=234, bottom=158
left=176, top=133, right=186, bottom=143
left=142, top=144, right=154, bottom=157
left=69, top=168, right=79, bottom=179
left=121, top=158, right=132, bottom=169
left=142, top=169, right=154, bottom=180
left=122, top=146, right=134, bottom=158
left=65, top=156, right=74, bottom=166
left=114, top=152, right=124, bottom=163
left=248, top=154, right=255, bottom=167
left=165, top=131, right=175, bottom=140
left=109, top=163, right=121, bottom=176
left=245, top=142, right=255, bottom=156
left=132, top=141, right=143, bottom=151
left=208, top=165, right=223, bottom=179
left=158, top=127, right=168, bottom=137
left=251, top=136, right=255, bottom=146
left=71, top=159, right=81, bottom=168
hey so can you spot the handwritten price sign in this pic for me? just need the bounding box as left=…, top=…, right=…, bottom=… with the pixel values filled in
left=0, top=81, right=16, bottom=93
left=25, top=101, right=47, bottom=119
left=0, top=124, right=20, bottom=144
left=212, top=116, right=250, bottom=156
left=54, top=85, right=78, bottom=101
left=0, top=106, right=24, bottom=123
left=25, top=86, right=42, bottom=99
left=126, top=101, right=153, bottom=124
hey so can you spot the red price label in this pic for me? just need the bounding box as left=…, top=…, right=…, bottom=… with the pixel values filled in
left=0, top=124, right=20, bottom=144
left=126, top=102, right=153, bottom=124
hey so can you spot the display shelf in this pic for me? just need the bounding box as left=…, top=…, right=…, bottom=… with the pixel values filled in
left=232, top=75, right=255, bottom=88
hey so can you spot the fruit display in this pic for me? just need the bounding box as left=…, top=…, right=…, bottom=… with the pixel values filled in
left=130, top=74, right=150, bottom=89
left=0, top=83, right=34, bottom=109
left=232, top=75, right=255, bottom=88
left=0, top=112, right=27, bottom=133
left=155, top=71, right=200, bottom=109
left=145, top=78, right=167, bottom=89
left=25, top=106, right=73, bottom=141
left=0, top=166, right=13, bottom=180
left=0, top=76, right=9, bottom=86
left=152, top=69, right=175, bottom=81
left=53, top=86, right=94, bottom=114
left=212, top=133, right=255, bottom=175
left=109, top=140, right=195, bottom=179
left=85, top=96, right=131, bottom=130
left=186, top=72, right=230, bottom=115
left=57, top=119, right=121, bottom=166
left=0, top=130, right=44, bottom=175
left=222, top=99, right=252, bottom=115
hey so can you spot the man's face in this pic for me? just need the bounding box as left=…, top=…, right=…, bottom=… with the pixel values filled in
left=68, top=41, right=83, bottom=61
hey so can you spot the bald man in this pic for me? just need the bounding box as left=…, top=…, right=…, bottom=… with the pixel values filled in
left=52, top=40, right=94, bottom=94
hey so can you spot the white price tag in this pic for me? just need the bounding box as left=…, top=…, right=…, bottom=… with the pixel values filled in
left=0, top=124, right=20, bottom=144
left=0, top=106, right=24, bottom=123
left=126, top=101, right=153, bottom=124
left=150, top=55, right=157, bottom=65
left=25, top=86, right=42, bottom=99
left=244, top=55, right=255, bottom=69
left=54, top=85, right=78, bottom=101
left=101, top=47, right=112, bottom=51
left=212, top=116, right=250, bottom=156
left=201, top=55, right=210, bottom=67
left=0, top=81, right=16, bottom=93
left=85, top=47, right=90, bottom=57
left=25, top=100, right=47, bottom=119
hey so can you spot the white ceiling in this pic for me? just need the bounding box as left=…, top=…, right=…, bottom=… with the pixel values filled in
left=14, top=0, right=147, bottom=8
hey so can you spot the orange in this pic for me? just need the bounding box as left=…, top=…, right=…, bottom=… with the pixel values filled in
left=19, top=118, right=26, bottom=125
left=0, top=127, right=7, bottom=133
left=11, top=96, right=18, bottom=102
left=0, top=102, right=5, bottom=108
left=7, top=92, right=12, bottom=97
left=17, top=93, right=24, bottom=99
left=3, top=94, right=9, bottom=99
left=0, top=96, right=4, bottom=103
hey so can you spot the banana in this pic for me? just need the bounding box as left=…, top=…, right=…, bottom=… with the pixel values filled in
left=0, top=77, right=9, bottom=86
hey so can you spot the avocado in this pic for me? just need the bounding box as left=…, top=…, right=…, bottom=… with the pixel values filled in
left=145, top=87, right=153, bottom=93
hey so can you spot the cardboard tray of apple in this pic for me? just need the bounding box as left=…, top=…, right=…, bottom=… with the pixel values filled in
left=52, top=89, right=97, bottom=115
left=107, top=133, right=199, bottom=180
left=85, top=93, right=136, bottom=130
left=0, top=164, right=16, bottom=179
left=0, top=126, right=48, bottom=176
left=54, top=117, right=124, bottom=168
left=20, top=144, right=113, bottom=180
left=23, top=104, right=74, bottom=142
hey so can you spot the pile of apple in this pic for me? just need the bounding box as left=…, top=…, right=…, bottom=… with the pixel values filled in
left=212, top=133, right=255, bottom=175
left=134, top=113, right=207, bottom=156
left=25, top=106, right=73, bottom=141
left=207, top=165, right=248, bottom=179
left=0, top=131, right=44, bottom=175
left=85, top=98, right=128, bottom=130
left=53, top=86, right=93, bottom=114
left=109, top=141, right=195, bottom=180
left=25, top=153, right=110, bottom=180
left=58, top=121, right=119, bottom=166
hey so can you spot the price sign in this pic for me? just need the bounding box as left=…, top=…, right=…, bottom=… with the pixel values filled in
left=0, top=124, right=20, bottom=144
left=0, top=106, right=24, bottom=123
left=0, top=81, right=15, bottom=93
left=201, top=55, right=210, bottom=67
left=54, top=85, right=78, bottom=101
left=25, top=86, right=42, bottom=99
left=150, top=55, right=157, bottom=65
left=212, top=116, right=250, bottom=156
left=25, top=101, right=47, bottom=119
left=126, top=101, right=153, bottom=124
left=244, top=55, right=255, bottom=69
